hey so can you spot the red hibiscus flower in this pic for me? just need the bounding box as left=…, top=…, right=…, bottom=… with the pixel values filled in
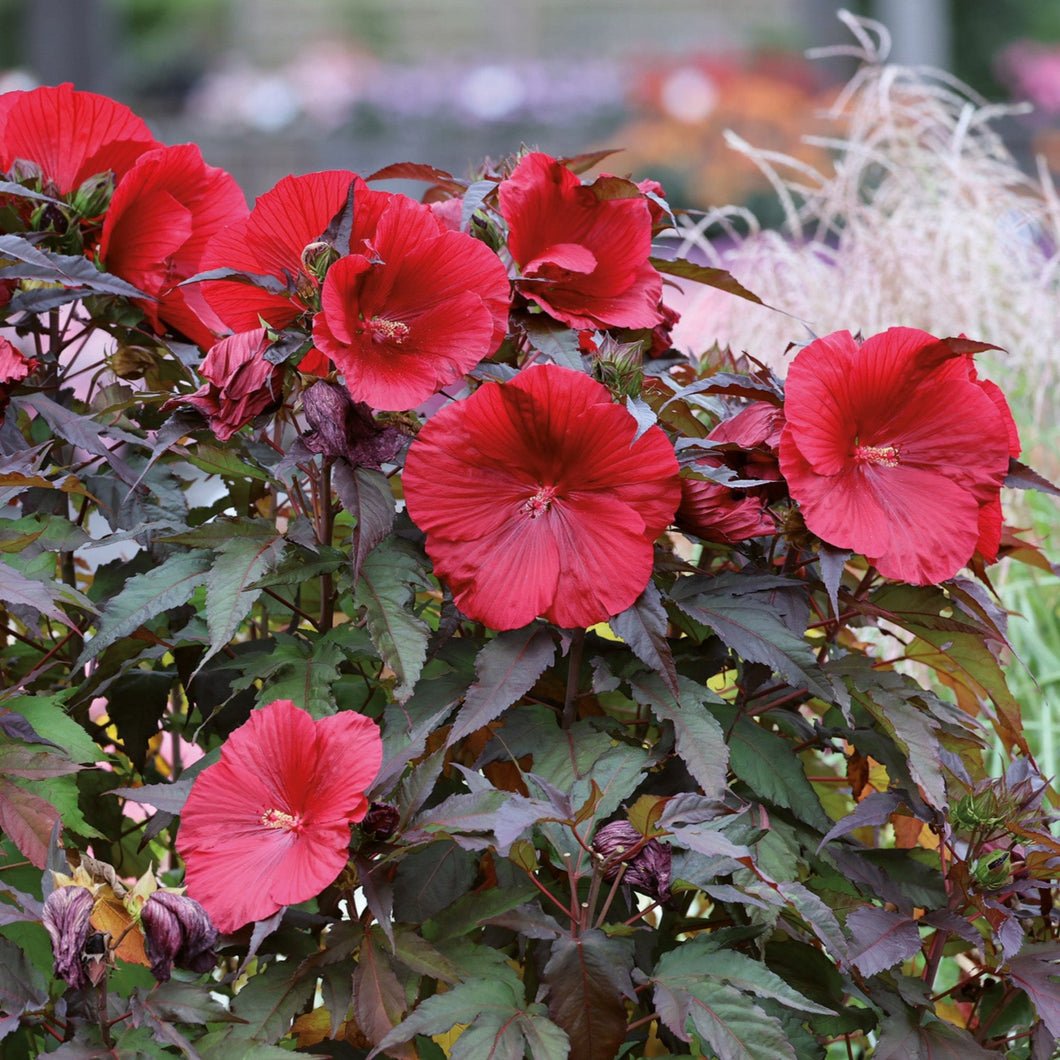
left=403, top=363, right=681, bottom=630
left=969, top=366, right=1021, bottom=563
left=177, top=698, right=382, bottom=934
left=162, top=328, right=283, bottom=441
left=98, top=143, right=248, bottom=348
left=312, top=194, right=510, bottom=410
left=678, top=401, right=785, bottom=544
left=779, top=328, right=1013, bottom=585
left=498, top=152, right=664, bottom=331
left=0, top=83, right=159, bottom=195
left=0, top=338, right=38, bottom=423
left=198, top=170, right=390, bottom=334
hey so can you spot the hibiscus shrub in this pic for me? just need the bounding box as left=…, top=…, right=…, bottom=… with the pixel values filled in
left=2, top=83, right=1060, bottom=1060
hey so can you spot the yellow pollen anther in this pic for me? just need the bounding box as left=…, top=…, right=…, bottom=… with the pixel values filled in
left=523, top=485, right=558, bottom=519
left=261, top=808, right=301, bottom=832
left=854, top=444, right=900, bottom=468
left=369, top=317, right=411, bottom=344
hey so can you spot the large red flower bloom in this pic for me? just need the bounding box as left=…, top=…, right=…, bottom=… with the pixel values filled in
left=779, top=328, right=1013, bottom=584
left=403, top=364, right=681, bottom=630
left=0, top=83, right=159, bottom=195
left=98, top=143, right=248, bottom=348
left=498, top=152, right=664, bottom=331
left=198, top=170, right=390, bottom=334
left=677, top=401, right=785, bottom=544
left=177, top=699, right=382, bottom=934
left=312, top=194, right=510, bottom=410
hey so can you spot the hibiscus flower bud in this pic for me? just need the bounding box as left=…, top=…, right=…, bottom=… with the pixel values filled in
left=301, top=240, right=341, bottom=283
left=971, top=850, right=1015, bottom=892
left=590, top=335, right=645, bottom=399
left=592, top=821, right=672, bottom=903
left=140, top=890, right=219, bottom=982
left=41, top=885, right=96, bottom=989
left=361, top=801, right=400, bottom=840
left=71, top=170, right=115, bottom=221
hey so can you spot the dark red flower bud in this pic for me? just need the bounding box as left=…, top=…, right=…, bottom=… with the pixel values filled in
left=41, top=885, right=95, bottom=989
left=162, top=328, right=284, bottom=442
left=592, top=821, right=672, bottom=903
left=141, top=891, right=219, bottom=982
left=361, top=801, right=400, bottom=840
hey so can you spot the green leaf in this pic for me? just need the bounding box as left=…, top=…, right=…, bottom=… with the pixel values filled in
left=228, top=960, right=317, bottom=1043
left=628, top=672, right=729, bottom=800
left=374, top=977, right=569, bottom=1060
left=542, top=930, right=634, bottom=1060
left=522, top=315, right=585, bottom=370
left=427, top=882, right=540, bottom=942
left=332, top=463, right=395, bottom=583
left=447, top=625, right=556, bottom=745
left=354, top=540, right=431, bottom=701
left=75, top=550, right=212, bottom=667
left=650, top=256, right=766, bottom=306
left=202, top=531, right=286, bottom=668
left=869, top=582, right=1028, bottom=755
left=711, top=704, right=831, bottom=832
left=248, top=631, right=349, bottom=716
left=651, top=974, right=796, bottom=1060
left=0, top=693, right=99, bottom=764
left=183, top=443, right=270, bottom=481
left=198, top=1029, right=324, bottom=1060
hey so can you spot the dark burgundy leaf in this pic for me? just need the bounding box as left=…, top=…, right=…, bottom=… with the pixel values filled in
left=447, top=625, right=556, bottom=745
left=846, top=908, right=921, bottom=977
left=543, top=930, right=633, bottom=1060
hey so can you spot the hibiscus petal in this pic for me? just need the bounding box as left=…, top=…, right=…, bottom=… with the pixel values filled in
left=0, top=83, right=158, bottom=194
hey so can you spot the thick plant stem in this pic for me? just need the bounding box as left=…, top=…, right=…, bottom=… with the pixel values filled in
left=317, top=458, right=335, bottom=632
left=562, top=628, right=585, bottom=729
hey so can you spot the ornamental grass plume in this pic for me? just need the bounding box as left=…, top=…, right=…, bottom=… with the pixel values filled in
left=667, top=12, right=1060, bottom=416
